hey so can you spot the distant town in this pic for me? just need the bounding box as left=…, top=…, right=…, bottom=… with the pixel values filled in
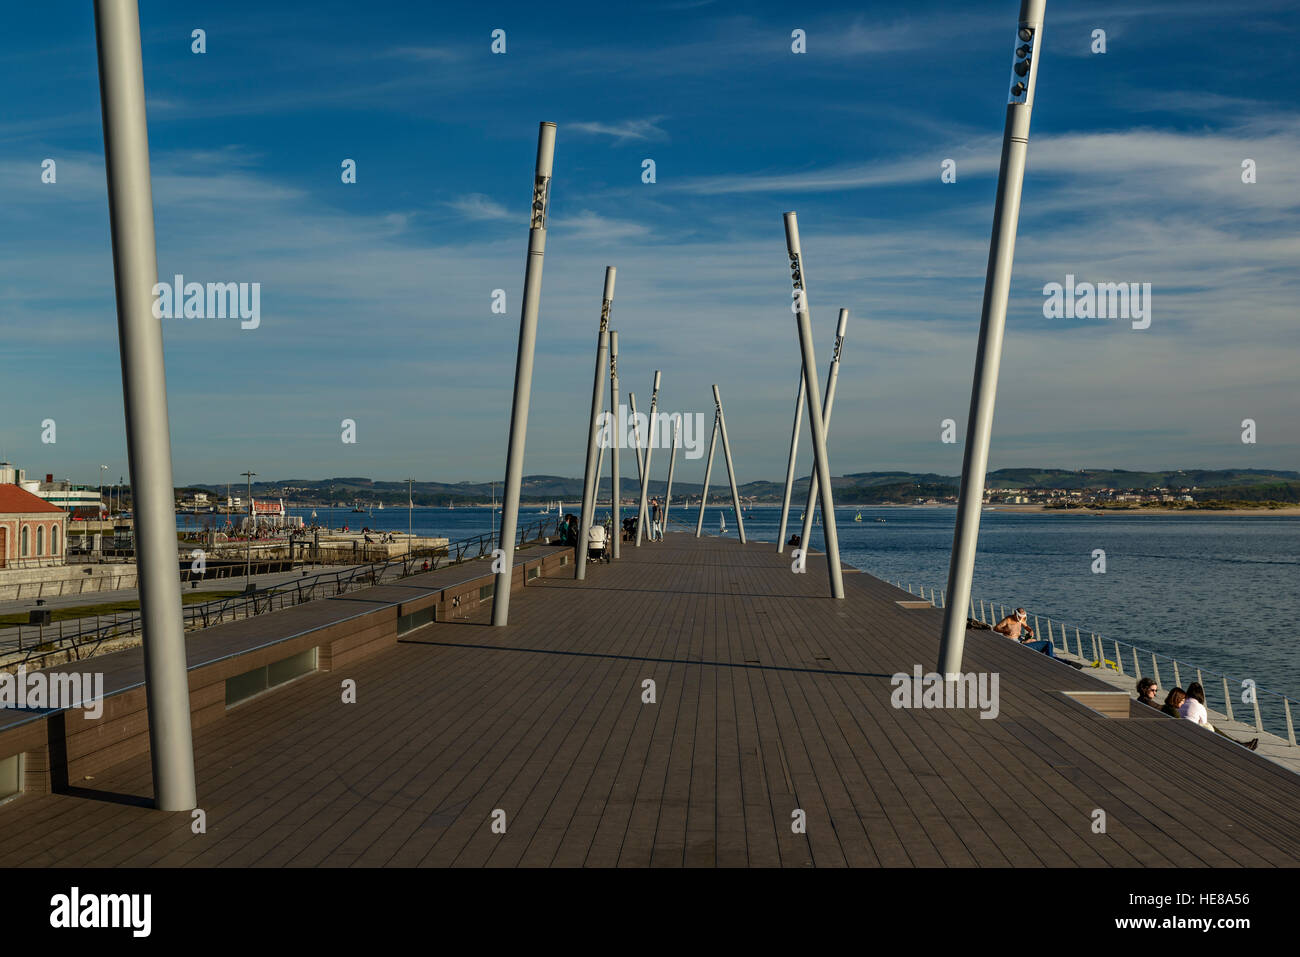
left=3, top=462, right=1297, bottom=522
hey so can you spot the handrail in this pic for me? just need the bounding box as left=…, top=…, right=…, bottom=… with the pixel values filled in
left=894, top=581, right=1297, bottom=747
left=3, top=517, right=559, bottom=669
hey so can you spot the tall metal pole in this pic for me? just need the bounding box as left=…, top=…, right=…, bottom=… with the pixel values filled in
left=609, top=331, right=621, bottom=560
left=663, top=415, right=680, bottom=531
left=783, top=212, right=844, bottom=599
left=627, top=393, right=646, bottom=491
left=712, top=385, right=747, bottom=545
left=575, top=268, right=614, bottom=578
left=775, top=372, right=804, bottom=554
left=243, top=470, right=255, bottom=588
left=695, top=412, right=719, bottom=537
left=938, top=0, right=1046, bottom=678
left=635, top=371, right=661, bottom=546
left=94, top=0, right=195, bottom=811
left=407, top=477, right=415, bottom=556
left=493, top=121, right=556, bottom=626
left=595, top=413, right=607, bottom=510
left=798, top=308, right=849, bottom=553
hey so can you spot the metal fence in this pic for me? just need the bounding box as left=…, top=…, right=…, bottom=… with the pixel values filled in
left=893, top=581, right=1297, bottom=747
left=3, top=517, right=558, bottom=669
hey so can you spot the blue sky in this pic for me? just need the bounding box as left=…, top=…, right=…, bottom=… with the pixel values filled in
left=1, top=0, right=1297, bottom=487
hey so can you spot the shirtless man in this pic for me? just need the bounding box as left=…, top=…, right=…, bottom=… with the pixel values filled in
left=993, top=608, right=1034, bottom=641
left=994, top=607, right=1056, bottom=658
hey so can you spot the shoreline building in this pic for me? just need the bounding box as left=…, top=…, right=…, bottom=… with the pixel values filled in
left=0, top=483, right=69, bottom=569
left=0, top=463, right=103, bottom=518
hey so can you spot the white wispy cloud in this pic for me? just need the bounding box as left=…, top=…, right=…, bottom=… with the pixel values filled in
left=568, top=117, right=669, bottom=143
left=445, top=193, right=511, bottom=221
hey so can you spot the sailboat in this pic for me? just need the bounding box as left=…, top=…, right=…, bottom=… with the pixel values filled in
left=719, top=513, right=726, bottom=533
left=854, top=511, right=863, bottom=522
left=377, top=502, right=384, bottom=510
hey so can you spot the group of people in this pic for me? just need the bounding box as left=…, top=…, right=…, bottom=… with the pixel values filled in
left=556, top=498, right=666, bottom=548
left=1136, top=677, right=1259, bottom=750
left=996, top=607, right=1263, bottom=751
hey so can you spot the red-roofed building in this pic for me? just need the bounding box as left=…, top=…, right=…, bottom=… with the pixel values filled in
left=0, top=484, right=69, bottom=568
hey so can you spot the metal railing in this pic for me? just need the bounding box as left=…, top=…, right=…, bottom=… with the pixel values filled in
left=893, top=581, right=1298, bottom=747
left=3, top=517, right=559, bottom=669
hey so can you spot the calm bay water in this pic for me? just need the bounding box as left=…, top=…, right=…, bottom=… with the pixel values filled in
left=715, top=505, right=1300, bottom=704
left=179, top=503, right=1299, bottom=703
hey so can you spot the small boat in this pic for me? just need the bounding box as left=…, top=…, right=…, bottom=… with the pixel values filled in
left=854, top=511, right=863, bottom=522
left=719, top=514, right=726, bottom=533
left=377, top=502, right=384, bottom=510
left=875, top=517, right=886, bottom=523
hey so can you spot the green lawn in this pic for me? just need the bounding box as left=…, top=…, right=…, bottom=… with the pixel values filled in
left=0, top=590, right=245, bottom=629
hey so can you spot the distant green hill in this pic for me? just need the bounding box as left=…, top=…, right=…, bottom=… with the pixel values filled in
left=193, top=468, right=1300, bottom=506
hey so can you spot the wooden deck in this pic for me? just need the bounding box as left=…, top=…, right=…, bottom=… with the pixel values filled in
left=2, top=532, right=1298, bottom=867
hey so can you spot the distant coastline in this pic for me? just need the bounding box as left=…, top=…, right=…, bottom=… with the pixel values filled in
left=992, top=504, right=1300, bottom=516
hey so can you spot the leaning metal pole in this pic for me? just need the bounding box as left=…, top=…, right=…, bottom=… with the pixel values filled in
left=784, top=212, right=844, bottom=599
left=627, top=393, right=646, bottom=495
left=493, top=121, right=556, bottom=626
left=775, top=369, right=805, bottom=554
left=595, top=412, right=607, bottom=508
left=694, top=411, right=719, bottom=537
left=635, top=370, right=661, bottom=546
left=575, top=267, right=615, bottom=579
left=713, top=385, right=747, bottom=545
left=798, top=308, right=849, bottom=554
left=663, top=415, right=680, bottom=530
left=938, top=0, right=1045, bottom=678
left=609, top=330, right=621, bottom=559
left=94, top=0, right=196, bottom=811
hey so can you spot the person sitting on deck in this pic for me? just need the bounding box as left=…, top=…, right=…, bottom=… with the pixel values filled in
left=1180, top=682, right=1259, bottom=751
left=1162, top=688, right=1186, bottom=718
left=1136, top=676, right=1160, bottom=707
left=994, top=607, right=1055, bottom=658
left=563, top=514, right=580, bottom=547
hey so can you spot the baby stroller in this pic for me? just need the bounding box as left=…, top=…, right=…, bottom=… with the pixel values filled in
left=587, top=524, right=610, bottom=563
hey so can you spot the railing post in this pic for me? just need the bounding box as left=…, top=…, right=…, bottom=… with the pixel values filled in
left=1075, top=627, right=1084, bottom=661
left=1284, top=698, right=1296, bottom=747
left=1114, top=640, right=1123, bottom=676
left=1133, top=647, right=1141, bottom=681
left=492, top=121, right=556, bottom=627
left=1251, top=689, right=1264, bottom=735
left=1172, top=660, right=1181, bottom=689
left=1150, top=654, right=1161, bottom=689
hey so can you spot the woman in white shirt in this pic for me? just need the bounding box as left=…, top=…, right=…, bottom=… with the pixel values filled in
left=1180, top=682, right=1259, bottom=751
left=1179, top=682, right=1213, bottom=729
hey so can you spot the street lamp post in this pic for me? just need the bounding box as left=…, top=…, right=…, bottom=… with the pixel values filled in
left=99, top=464, right=109, bottom=520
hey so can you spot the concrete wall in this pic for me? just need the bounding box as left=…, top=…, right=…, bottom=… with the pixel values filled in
left=0, top=564, right=138, bottom=601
